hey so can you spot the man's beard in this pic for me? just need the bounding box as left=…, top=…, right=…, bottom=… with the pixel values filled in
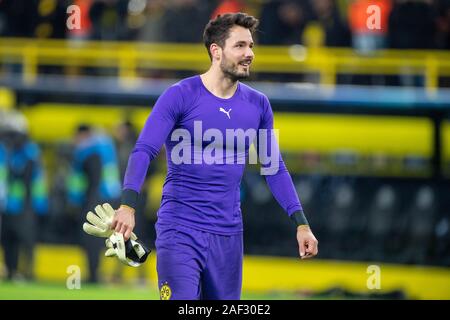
left=220, top=55, right=250, bottom=82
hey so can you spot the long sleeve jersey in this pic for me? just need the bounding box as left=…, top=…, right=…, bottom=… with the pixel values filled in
left=124, top=75, right=303, bottom=234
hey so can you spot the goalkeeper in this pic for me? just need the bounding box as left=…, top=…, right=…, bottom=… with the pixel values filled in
left=105, top=13, right=318, bottom=299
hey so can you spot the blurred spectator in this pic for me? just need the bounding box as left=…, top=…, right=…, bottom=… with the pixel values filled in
left=403, top=185, right=437, bottom=264
left=211, top=0, right=245, bottom=19
left=436, top=0, right=450, bottom=49
left=259, top=0, right=312, bottom=45
left=67, top=0, right=94, bottom=40
left=162, top=0, right=213, bottom=43
left=312, top=0, right=351, bottom=47
left=115, top=121, right=138, bottom=176
left=33, top=0, right=69, bottom=39
left=434, top=212, right=450, bottom=266
left=433, top=181, right=450, bottom=266
left=363, top=184, right=398, bottom=261
left=0, top=111, right=6, bottom=211
left=47, top=143, right=74, bottom=244
left=388, top=0, right=437, bottom=49
left=386, top=0, right=437, bottom=86
left=348, top=0, right=391, bottom=53
left=135, top=0, right=166, bottom=42
left=67, top=124, right=121, bottom=283
left=89, top=0, right=129, bottom=40
left=323, top=181, right=357, bottom=259
left=0, top=111, right=49, bottom=281
left=0, top=144, right=5, bottom=211
left=0, top=0, right=69, bottom=39
left=0, top=0, right=36, bottom=37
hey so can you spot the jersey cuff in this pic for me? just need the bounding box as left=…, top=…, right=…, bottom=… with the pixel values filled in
left=121, top=189, right=138, bottom=210
left=290, top=210, right=309, bottom=227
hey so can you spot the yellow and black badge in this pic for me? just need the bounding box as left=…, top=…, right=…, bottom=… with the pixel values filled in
left=160, top=282, right=172, bottom=300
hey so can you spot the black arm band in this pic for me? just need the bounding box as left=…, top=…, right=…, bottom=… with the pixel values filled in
left=121, top=189, right=138, bottom=210
left=290, top=210, right=309, bottom=226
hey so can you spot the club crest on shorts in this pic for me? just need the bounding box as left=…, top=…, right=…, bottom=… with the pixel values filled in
left=160, top=282, right=172, bottom=300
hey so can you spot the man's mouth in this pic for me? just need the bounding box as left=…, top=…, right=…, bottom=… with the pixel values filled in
left=239, top=61, right=251, bottom=67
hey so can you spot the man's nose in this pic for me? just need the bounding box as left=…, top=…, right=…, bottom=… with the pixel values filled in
left=245, top=47, right=254, bottom=59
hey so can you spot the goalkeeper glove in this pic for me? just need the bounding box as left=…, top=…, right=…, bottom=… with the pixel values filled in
left=82, top=203, right=137, bottom=240
left=82, top=203, right=150, bottom=267
left=105, top=232, right=150, bottom=267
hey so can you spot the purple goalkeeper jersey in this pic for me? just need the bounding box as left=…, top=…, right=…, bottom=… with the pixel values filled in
left=123, top=75, right=302, bottom=234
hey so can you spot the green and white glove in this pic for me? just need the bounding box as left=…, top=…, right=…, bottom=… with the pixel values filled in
left=105, top=232, right=151, bottom=267
left=82, top=203, right=150, bottom=267
left=82, top=203, right=137, bottom=241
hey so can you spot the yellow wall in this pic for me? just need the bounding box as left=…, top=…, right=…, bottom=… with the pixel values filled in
left=1, top=245, right=449, bottom=299
left=274, top=113, right=432, bottom=157
left=23, top=103, right=433, bottom=158
left=243, top=256, right=450, bottom=300
left=441, top=122, right=450, bottom=162
left=22, top=104, right=149, bottom=143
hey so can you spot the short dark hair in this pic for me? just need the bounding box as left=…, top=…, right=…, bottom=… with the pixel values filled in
left=203, top=12, right=259, bottom=61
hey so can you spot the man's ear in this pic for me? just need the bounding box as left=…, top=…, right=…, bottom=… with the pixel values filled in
left=210, top=43, right=221, bottom=61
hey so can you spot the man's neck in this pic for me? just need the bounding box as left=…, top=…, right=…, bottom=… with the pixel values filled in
left=200, top=68, right=238, bottom=99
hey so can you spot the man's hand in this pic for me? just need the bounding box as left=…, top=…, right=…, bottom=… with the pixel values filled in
left=111, top=205, right=136, bottom=241
left=296, top=225, right=318, bottom=259
left=83, top=203, right=138, bottom=240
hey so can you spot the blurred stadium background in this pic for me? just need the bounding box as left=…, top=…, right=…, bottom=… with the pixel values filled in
left=1, top=0, right=450, bottom=300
